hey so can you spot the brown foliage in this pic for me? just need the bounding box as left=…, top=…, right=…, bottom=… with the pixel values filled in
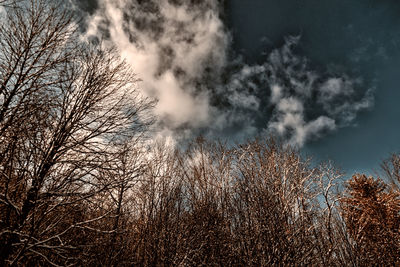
left=340, top=174, right=400, bottom=265
left=2, top=0, right=400, bottom=266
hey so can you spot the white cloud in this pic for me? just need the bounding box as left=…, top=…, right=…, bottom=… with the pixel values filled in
left=277, top=97, right=304, bottom=113
left=319, top=78, right=352, bottom=100
left=82, top=1, right=373, bottom=147
left=270, top=84, right=283, bottom=104
left=83, top=0, right=231, bottom=139
left=154, top=71, right=210, bottom=128
left=262, top=37, right=372, bottom=146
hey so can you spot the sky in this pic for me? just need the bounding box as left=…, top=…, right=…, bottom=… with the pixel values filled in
left=73, top=0, right=400, bottom=175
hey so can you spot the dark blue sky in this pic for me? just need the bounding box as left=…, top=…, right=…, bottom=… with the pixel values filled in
left=226, top=0, right=400, bottom=174
left=77, top=0, right=400, bottom=175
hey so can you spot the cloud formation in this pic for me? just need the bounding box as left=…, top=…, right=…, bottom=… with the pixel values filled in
left=260, top=36, right=374, bottom=146
left=80, top=0, right=373, bottom=146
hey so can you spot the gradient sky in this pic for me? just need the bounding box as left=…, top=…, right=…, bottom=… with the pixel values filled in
left=76, top=0, right=400, bottom=175
left=226, top=0, right=400, bottom=174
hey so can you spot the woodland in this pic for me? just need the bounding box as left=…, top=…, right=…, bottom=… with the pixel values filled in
left=1, top=0, right=399, bottom=265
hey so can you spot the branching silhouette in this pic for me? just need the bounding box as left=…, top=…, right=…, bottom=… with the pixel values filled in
left=0, top=0, right=154, bottom=265
left=0, top=0, right=399, bottom=266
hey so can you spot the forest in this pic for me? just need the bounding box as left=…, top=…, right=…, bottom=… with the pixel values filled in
left=0, top=0, right=399, bottom=265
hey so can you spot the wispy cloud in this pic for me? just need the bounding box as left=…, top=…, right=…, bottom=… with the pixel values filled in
left=80, top=0, right=373, bottom=146
left=260, top=36, right=374, bottom=146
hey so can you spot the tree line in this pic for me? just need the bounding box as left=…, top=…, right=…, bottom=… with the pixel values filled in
left=1, top=1, right=399, bottom=266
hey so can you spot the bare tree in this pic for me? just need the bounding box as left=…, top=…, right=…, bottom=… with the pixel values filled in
left=4, top=1, right=400, bottom=266
left=0, top=0, right=154, bottom=265
left=382, top=153, right=400, bottom=190
left=95, top=141, right=148, bottom=266
left=123, top=137, right=347, bottom=266
left=0, top=0, right=19, bottom=7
